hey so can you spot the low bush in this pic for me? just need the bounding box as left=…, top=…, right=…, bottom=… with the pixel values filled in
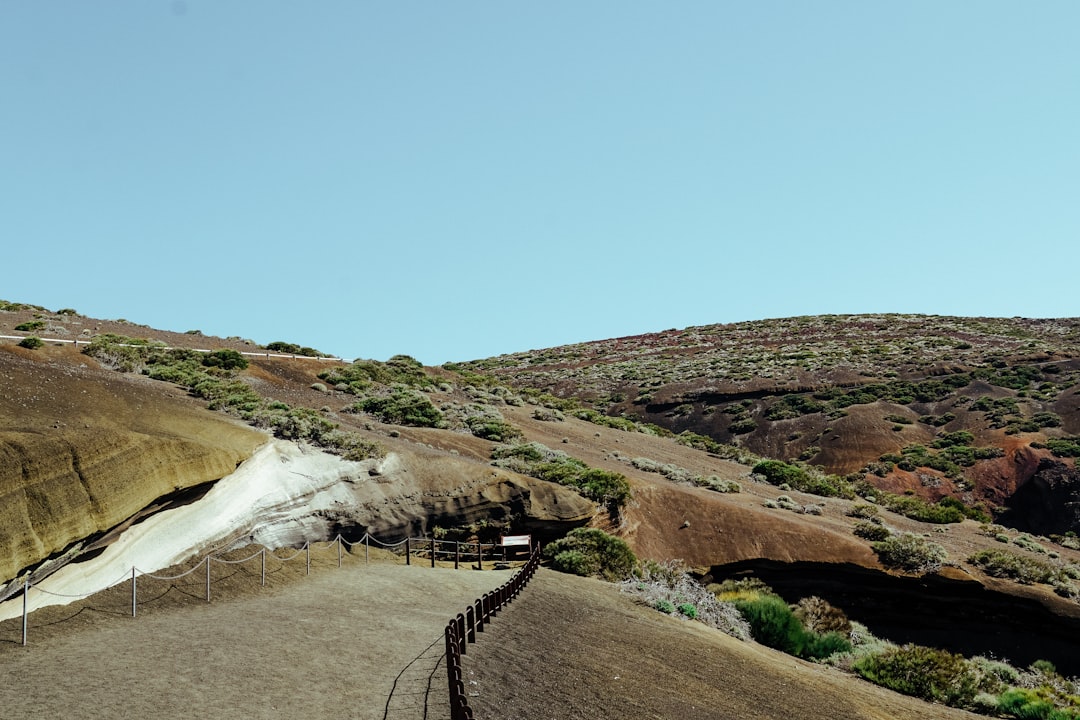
left=853, top=644, right=978, bottom=707
left=265, top=341, right=324, bottom=357
left=17, top=336, right=43, bottom=349
left=872, top=533, right=946, bottom=573
left=201, top=348, right=248, bottom=371
left=543, top=528, right=637, bottom=581
left=996, top=688, right=1080, bottom=720
left=15, top=320, right=45, bottom=332
left=354, top=387, right=443, bottom=427
left=854, top=521, right=891, bottom=541
left=734, top=594, right=851, bottom=661
left=967, top=548, right=1058, bottom=585
left=465, top=415, right=522, bottom=442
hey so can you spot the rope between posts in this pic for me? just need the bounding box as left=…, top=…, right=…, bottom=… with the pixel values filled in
left=140, top=557, right=210, bottom=581
left=28, top=571, right=133, bottom=599
left=267, top=543, right=309, bottom=562
left=365, top=535, right=409, bottom=548
left=209, top=549, right=266, bottom=565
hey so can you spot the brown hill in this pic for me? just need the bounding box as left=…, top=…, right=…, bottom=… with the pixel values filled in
left=3, top=303, right=1080, bottom=715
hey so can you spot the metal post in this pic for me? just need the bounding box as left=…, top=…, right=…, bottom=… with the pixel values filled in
left=305, top=543, right=310, bottom=575
left=365, top=534, right=370, bottom=564
left=431, top=539, right=436, bottom=568
left=337, top=536, right=342, bottom=568
left=131, top=567, right=137, bottom=617
left=261, top=549, right=266, bottom=587
left=206, top=556, right=211, bottom=602
left=22, top=580, right=29, bottom=646
left=405, top=537, right=411, bottom=565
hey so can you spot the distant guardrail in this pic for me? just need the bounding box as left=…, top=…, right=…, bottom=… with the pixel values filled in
left=0, top=334, right=347, bottom=362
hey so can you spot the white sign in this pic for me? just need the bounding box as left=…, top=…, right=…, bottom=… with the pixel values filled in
left=501, top=534, right=532, bottom=547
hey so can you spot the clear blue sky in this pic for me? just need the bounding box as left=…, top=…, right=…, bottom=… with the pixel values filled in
left=3, top=2, right=1078, bottom=365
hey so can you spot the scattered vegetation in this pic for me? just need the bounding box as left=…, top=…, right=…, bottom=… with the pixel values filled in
left=752, top=459, right=854, bottom=498
left=629, top=457, right=739, bottom=493
left=492, top=442, right=631, bottom=511
left=17, top=336, right=43, bottom=350
left=80, top=334, right=383, bottom=461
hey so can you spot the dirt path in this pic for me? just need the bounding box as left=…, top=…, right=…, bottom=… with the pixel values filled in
left=0, top=550, right=513, bottom=720
left=465, top=569, right=981, bottom=720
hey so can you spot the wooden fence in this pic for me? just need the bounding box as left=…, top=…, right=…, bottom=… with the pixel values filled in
left=443, top=548, right=542, bottom=720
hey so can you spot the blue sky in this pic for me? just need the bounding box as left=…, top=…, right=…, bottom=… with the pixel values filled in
left=3, top=2, right=1078, bottom=365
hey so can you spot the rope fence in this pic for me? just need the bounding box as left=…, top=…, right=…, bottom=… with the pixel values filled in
left=443, top=548, right=542, bottom=720
left=4, top=532, right=532, bottom=647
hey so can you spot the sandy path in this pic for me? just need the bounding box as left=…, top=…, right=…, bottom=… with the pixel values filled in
left=0, top=553, right=513, bottom=720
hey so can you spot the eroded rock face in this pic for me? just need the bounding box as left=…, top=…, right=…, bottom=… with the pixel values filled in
left=241, top=443, right=596, bottom=550
left=0, top=428, right=256, bottom=583
left=999, top=458, right=1080, bottom=535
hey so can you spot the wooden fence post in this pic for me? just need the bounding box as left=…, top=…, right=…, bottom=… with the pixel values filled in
left=477, top=542, right=483, bottom=570
left=431, top=539, right=436, bottom=568
left=261, top=549, right=266, bottom=586
left=406, top=537, right=411, bottom=565
left=131, top=567, right=137, bottom=617
left=455, top=542, right=460, bottom=570
left=206, top=556, right=211, bottom=602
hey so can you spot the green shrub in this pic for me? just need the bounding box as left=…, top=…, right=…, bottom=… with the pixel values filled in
left=15, top=320, right=45, bottom=332
left=996, top=688, right=1077, bottom=720
left=872, top=533, right=946, bottom=573
left=543, top=528, right=638, bottom=581
left=853, top=644, right=978, bottom=707
left=17, top=336, right=43, bottom=349
left=355, top=387, right=443, bottom=427
left=847, top=503, right=879, bottom=519
left=265, top=341, right=324, bottom=357
left=202, top=348, right=248, bottom=371
left=465, top=415, right=522, bottom=442
left=654, top=599, right=676, bottom=614
left=677, top=603, right=698, bottom=619
left=854, top=521, right=891, bottom=541
left=734, top=594, right=851, bottom=660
